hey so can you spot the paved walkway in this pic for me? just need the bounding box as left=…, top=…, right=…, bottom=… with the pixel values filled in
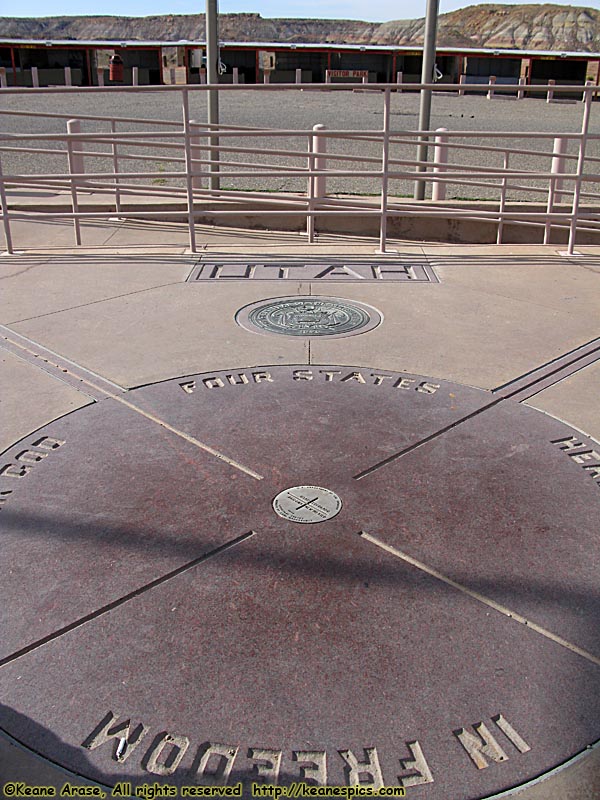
left=1, top=219, right=599, bottom=798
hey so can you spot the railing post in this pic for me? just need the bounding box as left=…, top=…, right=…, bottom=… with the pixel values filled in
left=132, top=66, right=139, bottom=86
left=362, top=75, right=368, bottom=84
left=307, top=124, right=327, bottom=244
left=97, top=67, right=105, bottom=87
left=431, top=128, right=448, bottom=202
left=567, top=86, right=593, bottom=255
left=66, top=119, right=82, bottom=246
left=190, top=120, right=205, bottom=191
left=544, top=136, right=567, bottom=244
left=551, top=136, right=567, bottom=205
left=517, top=77, right=526, bottom=100
left=312, top=124, right=327, bottom=199
left=110, top=119, right=121, bottom=215
left=496, top=151, right=509, bottom=245
left=64, top=66, right=72, bottom=86
left=263, top=71, right=270, bottom=84
left=325, top=70, right=331, bottom=84
left=582, top=79, right=593, bottom=102
left=487, top=75, right=496, bottom=100
left=181, top=89, right=198, bottom=253
left=67, top=119, right=85, bottom=176
left=296, top=68, right=302, bottom=85
left=458, top=74, right=466, bottom=96
left=377, top=88, right=392, bottom=254
left=396, top=71, right=403, bottom=91
left=0, top=157, right=14, bottom=254
left=31, top=66, right=39, bottom=88
left=0, top=68, right=7, bottom=89
left=233, top=67, right=239, bottom=84
left=546, top=79, right=555, bottom=103
left=306, top=134, right=316, bottom=244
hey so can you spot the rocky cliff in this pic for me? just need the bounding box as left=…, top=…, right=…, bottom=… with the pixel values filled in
left=1, top=5, right=599, bottom=53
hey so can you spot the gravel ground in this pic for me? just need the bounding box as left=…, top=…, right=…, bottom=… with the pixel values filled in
left=0, top=87, right=598, bottom=202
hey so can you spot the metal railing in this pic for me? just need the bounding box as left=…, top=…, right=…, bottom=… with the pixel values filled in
left=0, top=81, right=598, bottom=254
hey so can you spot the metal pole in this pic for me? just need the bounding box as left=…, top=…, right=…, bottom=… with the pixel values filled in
left=414, top=0, right=440, bottom=200
left=431, top=127, right=448, bottom=202
left=306, top=136, right=315, bottom=244
left=546, top=137, right=568, bottom=245
left=312, top=124, right=327, bottom=199
left=0, top=157, right=15, bottom=254
left=206, top=0, right=220, bottom=190
left=377, top=88, right=392, bottom=254
left=190, top=119, right=207, bottom=191
left=551, top=136, right=567, bottom=204
left=181, top=89, right=198, bottom=254
left=110, top=119, right=121, bottom=215
left=567, top=85, right=593, bottom=256
left=496, top=151, right=509, bottom=245
left=66, top=119, right=82, bottom=246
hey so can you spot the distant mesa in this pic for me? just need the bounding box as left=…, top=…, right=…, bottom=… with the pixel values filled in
left=1, top=4, right=600, bottom=52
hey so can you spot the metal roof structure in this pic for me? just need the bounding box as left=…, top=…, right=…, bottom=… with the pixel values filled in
left=0, top=37, right=598, bottom=59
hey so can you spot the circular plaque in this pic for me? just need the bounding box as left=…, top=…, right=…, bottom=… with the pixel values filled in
left=272, top=485, right=342, bottom=523
left=235, top=296, right=382, bottom=338
left=0, top=364, right=599, bottom=797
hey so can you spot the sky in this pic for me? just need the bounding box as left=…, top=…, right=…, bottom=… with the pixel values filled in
left=8, top=0, right=600, bottom=23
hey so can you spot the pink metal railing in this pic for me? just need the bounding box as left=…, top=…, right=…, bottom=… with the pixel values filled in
left=0, top=81, right=598, bottom=255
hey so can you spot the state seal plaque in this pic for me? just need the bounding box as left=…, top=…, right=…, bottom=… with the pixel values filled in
left=235, top=296, right=382, bottom=338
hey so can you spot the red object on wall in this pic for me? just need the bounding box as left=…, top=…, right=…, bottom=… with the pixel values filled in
left=109, top=54, right=124, bottom=82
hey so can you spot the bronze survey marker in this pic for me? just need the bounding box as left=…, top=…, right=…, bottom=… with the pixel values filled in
left=236, top=297, right=382, bottom=339
left=0, top=364, right=599, bottom=797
